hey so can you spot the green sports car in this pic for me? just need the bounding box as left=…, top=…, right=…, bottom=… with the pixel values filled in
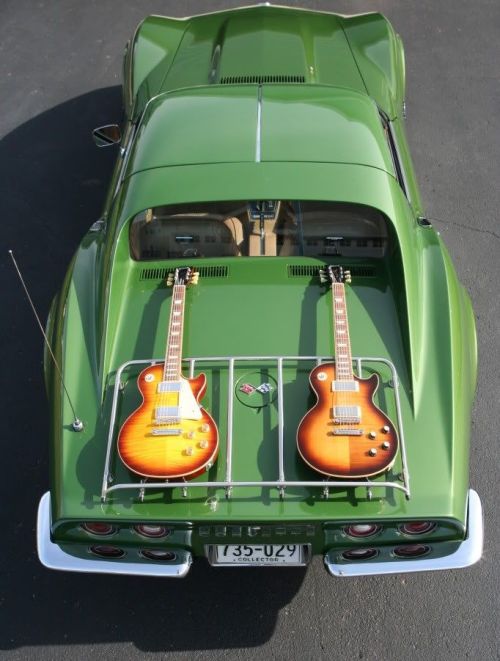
left=37, top=4, right=483, bottom=577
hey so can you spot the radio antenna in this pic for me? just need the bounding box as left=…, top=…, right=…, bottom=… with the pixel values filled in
left=8, top=250, right=84, bottom=432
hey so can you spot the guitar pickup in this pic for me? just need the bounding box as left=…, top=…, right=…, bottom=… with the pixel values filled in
left=155, top=406, right=180, bottom=421
left=332, top=380, right=359, bottom=392
left=332, top=405, right=361, bottom=423
left=157, top=382, right=181, bottom=393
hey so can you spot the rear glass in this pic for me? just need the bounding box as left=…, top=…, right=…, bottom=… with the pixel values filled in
left=129, top=201, right=388, bottom=260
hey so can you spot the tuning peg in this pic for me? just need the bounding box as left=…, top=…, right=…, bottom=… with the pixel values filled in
left=191, top=273, right=199, bottom=284
left=166, top=275, right=174, bottom=286
left=345, top=270, right=352, bottom=284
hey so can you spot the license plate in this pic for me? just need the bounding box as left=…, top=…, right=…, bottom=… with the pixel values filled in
left=212, top=544, right=304, bottom=566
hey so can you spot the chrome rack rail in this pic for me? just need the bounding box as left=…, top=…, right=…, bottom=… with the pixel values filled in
left=101, top=356, right=410, bottom=502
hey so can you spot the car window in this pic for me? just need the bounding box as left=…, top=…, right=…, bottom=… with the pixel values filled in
left=129, top=201, right=389, bottom=260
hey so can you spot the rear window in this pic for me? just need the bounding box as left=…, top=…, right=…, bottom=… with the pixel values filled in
left=129, top=200, right=388, bottom=260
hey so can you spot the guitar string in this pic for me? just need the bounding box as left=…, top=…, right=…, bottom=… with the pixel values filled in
left=333, top=283, right=347, bottom=428
left=159, top=281, right=185, bottom=426
left=331, top=283, right=344, bottom=430
left=332, top=281, right=352, bottom=429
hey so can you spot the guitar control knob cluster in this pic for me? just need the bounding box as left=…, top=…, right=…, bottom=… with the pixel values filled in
left=369, top=448, right=377, bottom=456
left=201, top=423, right=210, bottom=433
left=369, top=431, right=377, bottom=439
left=382, top=425, right=390, bottom=433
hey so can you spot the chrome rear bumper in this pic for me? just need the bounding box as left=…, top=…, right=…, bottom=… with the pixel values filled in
left=36, top=492, right=192, bottom=577
left=37, top=489, right=483, bottom=578
left=324, top=489, right=483, bottom=577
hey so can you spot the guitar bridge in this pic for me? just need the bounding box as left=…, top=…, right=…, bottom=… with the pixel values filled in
left=331, top=429, right=364, bottom=436
left=151, top=428, right=182, bottom=436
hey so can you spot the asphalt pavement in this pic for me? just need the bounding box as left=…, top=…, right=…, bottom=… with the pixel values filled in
left=0, top=1, right=498, bottom=659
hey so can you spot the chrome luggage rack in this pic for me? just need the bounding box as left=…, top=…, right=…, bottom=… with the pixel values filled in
left=101, top=356, right=410, bottom=502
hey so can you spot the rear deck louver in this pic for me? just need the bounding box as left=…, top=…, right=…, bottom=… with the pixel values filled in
left=220, top=75, right=306, bottom=85
left=140, top=265, right=229, bottom=281
left=287, top=265, right=376, bottom=279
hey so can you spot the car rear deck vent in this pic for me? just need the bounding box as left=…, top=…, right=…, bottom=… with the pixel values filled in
left=139, top=265, right=229, bottom=281
left=287, top=265, right=376, bottom=279
left=220, top=74, right=306, bottom=85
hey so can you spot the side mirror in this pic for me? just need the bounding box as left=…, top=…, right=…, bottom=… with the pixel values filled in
left=92, top=124, right=121, bottom=148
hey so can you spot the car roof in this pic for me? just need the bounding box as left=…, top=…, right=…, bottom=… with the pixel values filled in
left=125, top=84, right=395, bottom=177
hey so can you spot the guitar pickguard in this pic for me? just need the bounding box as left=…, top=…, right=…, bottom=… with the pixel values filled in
left=178, top=378, right=203, bottom=420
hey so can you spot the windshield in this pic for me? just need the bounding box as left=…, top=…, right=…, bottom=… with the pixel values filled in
left=129, top=200, right=388, bottom=261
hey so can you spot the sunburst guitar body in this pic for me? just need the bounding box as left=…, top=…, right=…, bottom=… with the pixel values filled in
left=297, top=363, right=398, bottom=478
left=117, top=266, right=218, bottom=479
left=296, top=265, right=398, bottom=478
left=117, top=365, right=218, bottom=479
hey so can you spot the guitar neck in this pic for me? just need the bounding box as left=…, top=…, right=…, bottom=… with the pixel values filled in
left=163, top=283, right=186, bottom=381
left=331, top=282, right=354, bottom=381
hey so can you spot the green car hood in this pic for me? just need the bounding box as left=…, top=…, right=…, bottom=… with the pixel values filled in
left=128, top=5, right=405, bottom=120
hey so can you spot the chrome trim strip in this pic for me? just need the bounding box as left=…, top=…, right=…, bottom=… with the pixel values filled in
left=387, top=118, right=411, bottom=204
left=37, top=493, right=191, bottom=577
left=277, top=357, right=285, bottom=483
left=324, top=489, right=483, bottom=577
left=106, top=479, right=406, bottom=492
left=225, top=358, right=235, bottom=488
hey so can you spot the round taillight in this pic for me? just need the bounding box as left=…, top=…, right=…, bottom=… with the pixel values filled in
left=344, top=523, right=382, bottom=538
left=141, top=549, right=177, bottom=561
left=341, top=548, right=378, bottom=561
left=82, top=522, right=116, bottom=536
left=89, top=545, right=125, bottom=558
left=400, top=521, right=436, bottom=536
left=393, top=544, right=430, bottom=558
left=134, top=524, right=171, bottom=538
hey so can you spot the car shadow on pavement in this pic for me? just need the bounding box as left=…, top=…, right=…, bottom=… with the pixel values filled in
left=0, top=87, right=305, bottom=652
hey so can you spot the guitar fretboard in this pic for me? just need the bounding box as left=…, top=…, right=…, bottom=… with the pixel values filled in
left=163, top=284, right=186, bottom=382
left=332, top=283, right=354, bottom=381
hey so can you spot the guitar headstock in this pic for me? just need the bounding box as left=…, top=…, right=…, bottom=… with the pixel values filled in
left=319, top=265, right=351, bottom=287
left=166, top=267, right=199, bottom=287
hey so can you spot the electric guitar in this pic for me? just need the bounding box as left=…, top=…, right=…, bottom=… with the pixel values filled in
left=118, top=267, right=219, bottom=479
left=296, top=265, right=398, bottom=478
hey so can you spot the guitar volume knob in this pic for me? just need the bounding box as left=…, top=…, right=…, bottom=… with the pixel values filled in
left=369, top=448, right=377, bottom=456
left=198, top=440, right=208, bottom=449
left=382, top=425, right=390, bottom=433
left=184, top=446, right=194, bottom=456
left=369, top=431, right=377, bottom=439
left=201, top=423, right=210, bottom=433
left=382, top=441, right=390, bottom=450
